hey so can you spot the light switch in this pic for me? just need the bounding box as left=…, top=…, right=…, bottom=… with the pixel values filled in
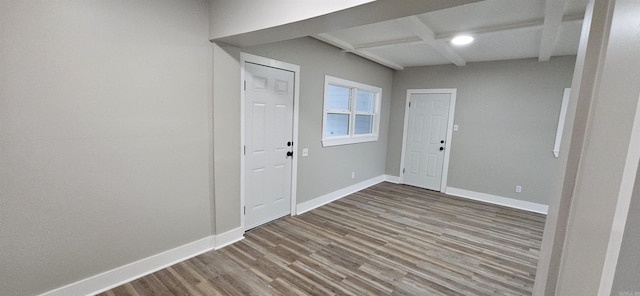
left=302, top=148, right=309, bottom=157
left=453, top=124, right=459, bottom=131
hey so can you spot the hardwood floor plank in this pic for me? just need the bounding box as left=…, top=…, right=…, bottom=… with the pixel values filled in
left=108, top=284, right=140, bottom=296
left=99, top=182, right=545, bottom=296
left=129, top=274, right=172, bottom=295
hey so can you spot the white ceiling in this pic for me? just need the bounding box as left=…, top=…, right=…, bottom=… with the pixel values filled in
left=314, top=0, right=589, bottom=70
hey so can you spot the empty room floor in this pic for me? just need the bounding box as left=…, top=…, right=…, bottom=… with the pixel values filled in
left=99, top=182, right=546, bottom=296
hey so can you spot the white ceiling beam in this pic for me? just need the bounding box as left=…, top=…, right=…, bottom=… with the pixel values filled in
left=216, top=0, right=484, bottom=47
left=354, top=36, right=423, bottom=51
left=437, top=14, right=583, bottom=40
left=539, top=0, right=570, bottom=61
left=398, top=16, right=466, bottom=66
left=438, top=19, right=542, bottom=40
left=314, top=33, right=405, bottom=70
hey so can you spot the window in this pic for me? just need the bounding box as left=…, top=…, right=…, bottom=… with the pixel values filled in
left=322, top=75, right=382, bottom=146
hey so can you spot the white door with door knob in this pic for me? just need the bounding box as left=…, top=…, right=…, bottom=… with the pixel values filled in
left=244, top=62, right=295, bottom=230
left=401, top=90, right=456, bottom=191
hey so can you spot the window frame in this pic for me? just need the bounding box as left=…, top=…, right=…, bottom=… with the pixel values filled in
left=322, top=75, right=382, bottom=147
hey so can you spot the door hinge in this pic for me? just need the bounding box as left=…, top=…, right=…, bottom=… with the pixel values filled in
left=403, top=168, right=405, bottom=174
left=244, top=206, right=246, bottom=215
left=244, top=145, right=246, bottom=155
left=409, top=101, right=411, bottom=107
left=244, top=80, right=247, bottom=91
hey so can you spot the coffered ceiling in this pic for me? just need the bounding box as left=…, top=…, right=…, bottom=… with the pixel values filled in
left=314, top=0, right=590, bottom=69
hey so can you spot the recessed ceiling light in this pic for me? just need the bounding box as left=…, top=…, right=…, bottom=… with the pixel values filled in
left=451, top=35, right=474, bottom=46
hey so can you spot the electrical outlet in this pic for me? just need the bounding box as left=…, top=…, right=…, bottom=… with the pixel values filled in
left=515, top=185, right=522, bottom=193
left=351, top=171, right=355, bottom=179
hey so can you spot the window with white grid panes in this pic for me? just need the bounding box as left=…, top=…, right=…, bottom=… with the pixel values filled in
left=322, top=76, right=381, bottom=146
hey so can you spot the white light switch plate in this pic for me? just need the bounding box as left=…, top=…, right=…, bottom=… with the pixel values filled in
left=302, top=148, right=309, bottom=157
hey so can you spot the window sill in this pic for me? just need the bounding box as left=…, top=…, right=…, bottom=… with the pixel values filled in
left=322, top=135, right=378, bottom=147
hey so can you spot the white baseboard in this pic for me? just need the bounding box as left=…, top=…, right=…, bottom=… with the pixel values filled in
left=40, top=236, right=214, bottom=296
left=213, top=226, right=244, bottom=250
left=384, top=174, right=401, bottom=184
left=445, top=187, right=549, bottom=214
left=296, top=175, right=385, bottom=215
left=41, top=225, right=247, bottom=296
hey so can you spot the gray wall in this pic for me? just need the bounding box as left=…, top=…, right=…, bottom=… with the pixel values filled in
left=387, top=57, right=575, bottom=205
left=0, top=1, right=213, bottom=295
left=243, top=37, right=394, bottom=204
left=212, top=43, right=242, bottom=233
left=612, top=161, right=640, bottom=295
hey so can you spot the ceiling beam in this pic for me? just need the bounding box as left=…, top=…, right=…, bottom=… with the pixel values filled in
left=352, top=15, right=583, bottom=52
left=397, top=16, right=467, bottom=66
left=314, top=33, right=405, bottom=70
left=539, top=0, right=570, bottom=61
left=437, top=14, right=583, bottom=40
left=215, top=0, right=484, bottom=47
left=354, top=36, right=423, bottom=51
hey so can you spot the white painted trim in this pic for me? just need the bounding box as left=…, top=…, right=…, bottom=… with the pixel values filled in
left=553, top=88, right=571, bottom=158
left=213, top=226, right=245, bottom=250
left=321, top=75, right=382, bottom=147
left=399, top=89, right=457, bottom=193
left=39, top=236, right=214, bottom=296
left=240, top=53, right=301, bottom=230
left=440, top=89, right=457, bottom=191
left=399, top=91, right=412, bottom=182
left=384, top=174, right=401, bottom=184
left=296, top=175, right=385, bottom=215
left=40, top=227, right=247, bottom=296
left=445, top=187, right=549, bottom=214
left=240, top=54, right=247, bottom=232
left=321, top=135, right=379, bottom=147
left=291, top=59, right=301, bottom=216
left=598, top=92, right=640, bottom=295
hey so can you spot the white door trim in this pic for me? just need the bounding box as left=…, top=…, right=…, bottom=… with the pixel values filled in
left=399, top=89, right=457, bottom=192
left=240, top=53, right=300, bottom=232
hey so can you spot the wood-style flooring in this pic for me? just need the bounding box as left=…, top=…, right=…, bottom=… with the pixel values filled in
left=99, top=182, right=546, bottom=296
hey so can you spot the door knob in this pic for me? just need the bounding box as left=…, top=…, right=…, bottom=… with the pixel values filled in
left=287, top=141, right=293, bottom=147
left=439, top=147, right=444, bottom=151
left=286, top=151, right=294, bottom=157
left=440, top=140, right=445, bottom=144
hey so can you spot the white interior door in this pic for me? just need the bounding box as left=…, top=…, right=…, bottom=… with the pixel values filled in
left=244, top=62, right=294, bottom=230
left=402, top=92, right=451, bottom=191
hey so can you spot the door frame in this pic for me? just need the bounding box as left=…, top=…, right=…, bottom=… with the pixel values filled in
left=399, top=89, right=457, bottom=192
left=240, top=53, right=300, bottom=232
